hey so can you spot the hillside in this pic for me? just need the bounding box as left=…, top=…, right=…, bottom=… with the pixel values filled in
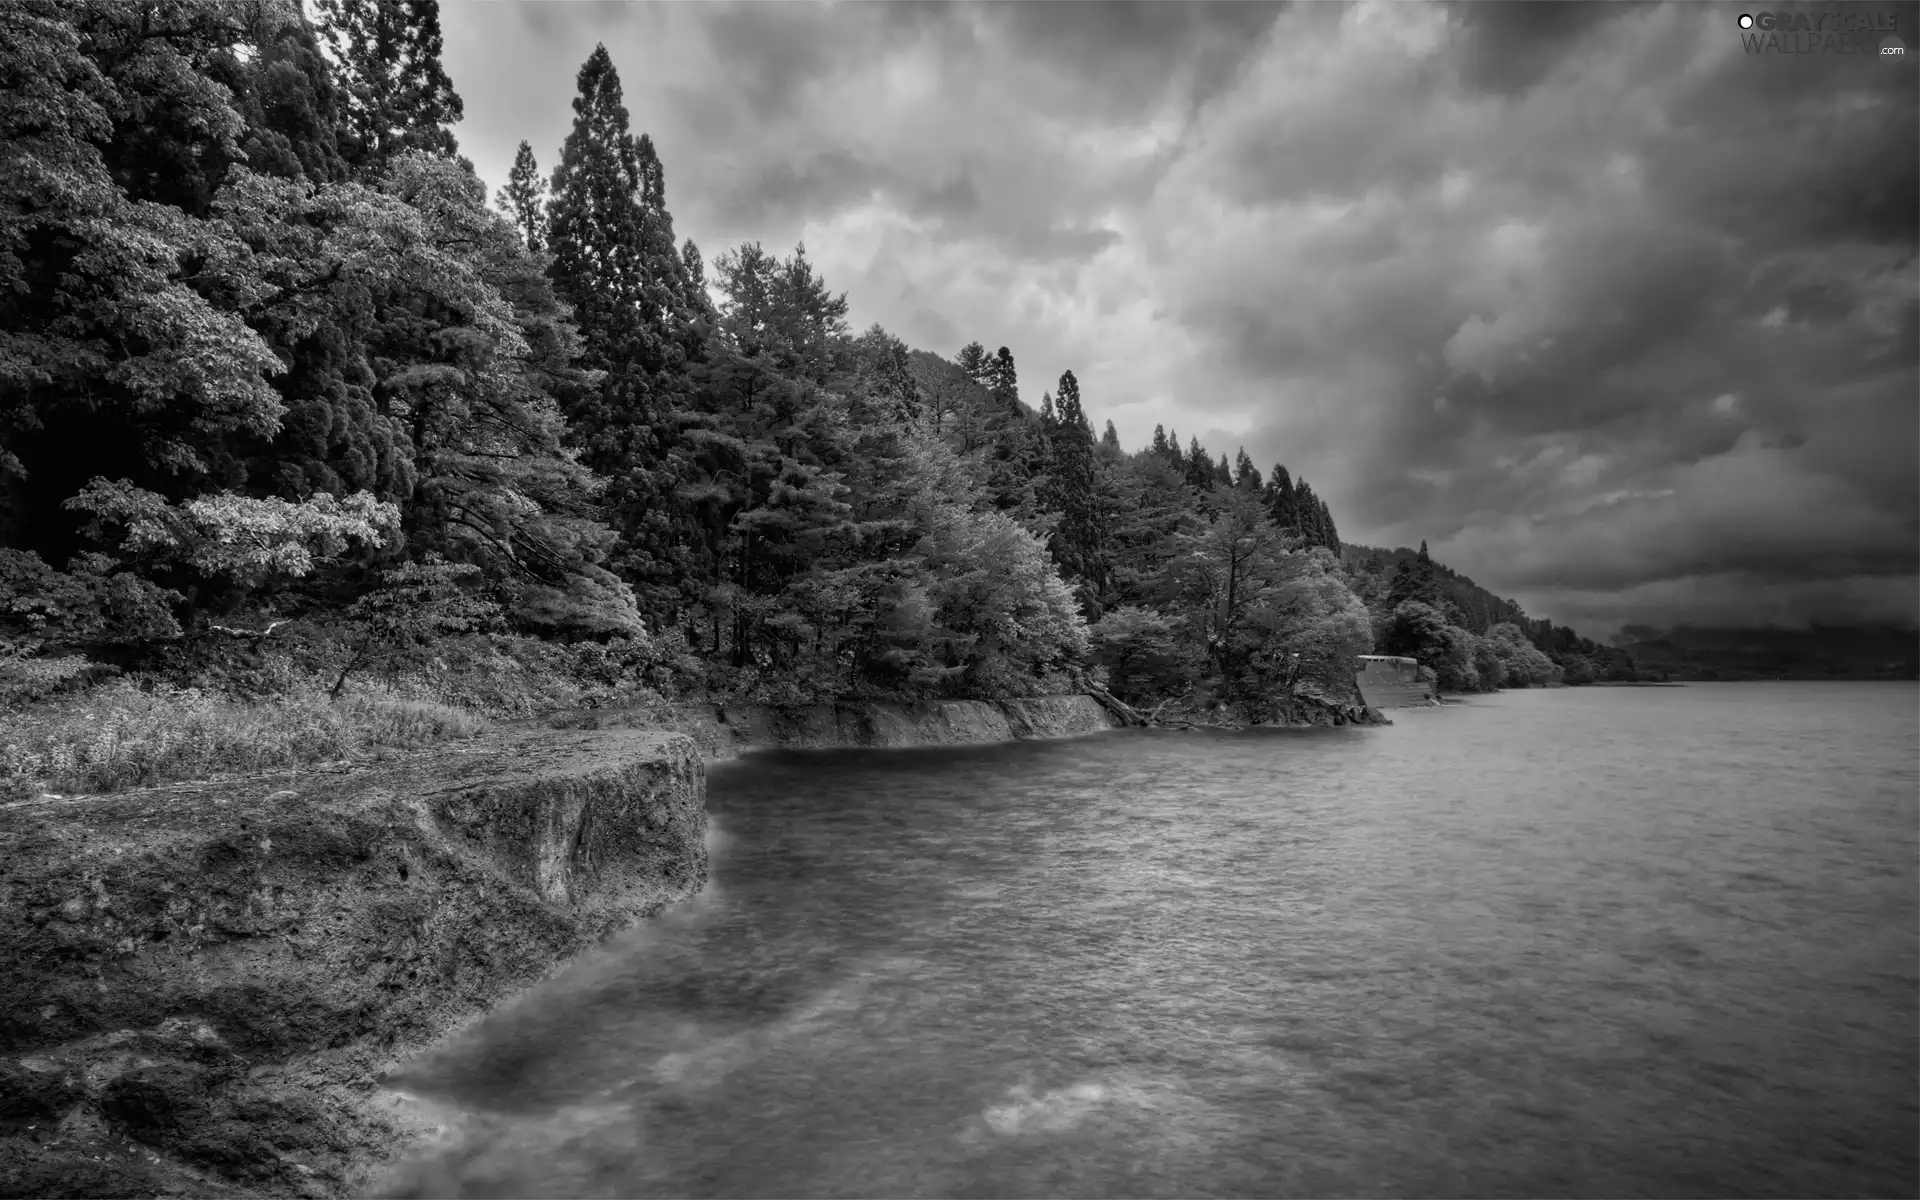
left=1343, top=543, right=1638, bottom=684
left=1619, top=625, right=1920, bottom=681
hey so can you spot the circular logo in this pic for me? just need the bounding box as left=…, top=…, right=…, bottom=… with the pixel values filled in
left=1738, top=12, right=1754, bottom=28
left=1882, top=34, right=1908, bottom=59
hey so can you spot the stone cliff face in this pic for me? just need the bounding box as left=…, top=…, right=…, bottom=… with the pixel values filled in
left=537, top=694, right=1119, bottom=759
left=0, top=730, right=706, bottom=1198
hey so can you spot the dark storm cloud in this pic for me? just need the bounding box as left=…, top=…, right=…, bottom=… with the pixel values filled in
left=438, top=1, right=1920, bottom=637
left=1448, top=1, right=1651, bottom=95
left=986, top=1, right=1288, bottom=117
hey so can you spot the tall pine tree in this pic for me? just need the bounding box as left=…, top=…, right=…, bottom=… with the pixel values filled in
left=1233, top=448, right=1261, bottom=491
left=1043, top=370, right=1104, bottom=604
left=1183, top=437, right=1214, bottom=491
left=1265, top=464, right=1296, bottom=529
left=494, top=140, right=546, bottom=252
left=314, top=0, right=464, bottom=177
left=956, top=341, right=991, bottom=386
left=545, top=44, right=696, bottom=619
left=988, top=346, right=1019, bottom=411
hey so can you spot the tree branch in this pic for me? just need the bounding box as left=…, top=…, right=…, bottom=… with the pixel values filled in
left=200, top=619, right=290, bottom=640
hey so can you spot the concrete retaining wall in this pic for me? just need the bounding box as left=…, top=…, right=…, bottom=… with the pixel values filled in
left=1354, top=656, right=1436, bottom=709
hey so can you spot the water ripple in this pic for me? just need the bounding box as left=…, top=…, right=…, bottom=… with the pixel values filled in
left=381, top=683, right=1919, bottom=1199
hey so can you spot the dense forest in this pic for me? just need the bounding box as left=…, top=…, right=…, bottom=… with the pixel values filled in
left=0, top=0, right=1639, bottom=732
left=1615, top=625, right=1919, bottom=682
left=1342, top=544, right=1641, bottom=687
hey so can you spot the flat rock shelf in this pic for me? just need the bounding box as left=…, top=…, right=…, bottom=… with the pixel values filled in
left=0, top=729, right=708, bottom=1198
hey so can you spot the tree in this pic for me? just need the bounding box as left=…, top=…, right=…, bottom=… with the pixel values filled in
left=916, top=504, right=1089, bottom=697
left=1233, top=448, right=1262, bottom=492
left=1265, top=464, right=1296, bottom=529
left=545, top=43, right=697, bottom=620
left=495, top=139, right=546, bottom=252
left=230, top=4, right=352, bottom=189
left=1, top=2, right=290, bottom=570
left=328, top=557, right=500, bottom=696
left=988, top=346, right=1019, bottom=410
left=1041, top=369, right=1104, bottom=603
left=1184, top=437, right=1215, bottom=491
left=1383, top=600, right=1481, bottom=691
left=1318, top=499, right=1342, bottom=554
left=1169, top=487, right=1290, bottom=682
left=314, top=0, right=464, bottom=177
left=852, top=325, right=922, bottom=423
left=1100, top=447, right=1199, bottom=615
left=1089, top=605, right=1196, bottom=703
left=1237, top=548, right=1373, bottom=717
left=1385, top=552, right=1440, bottom=612
left=956, top=341, right=991, bottom=385
left=366, top=152, right=643, bottom=638
left=59, top=478, right=399, bottom=630
left=974, top=346, right=1044, bottom=520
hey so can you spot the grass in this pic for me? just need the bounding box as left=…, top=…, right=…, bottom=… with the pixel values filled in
left=0, top=680, right=487, bottom=800
left=0, top=629, right=700, bottom=800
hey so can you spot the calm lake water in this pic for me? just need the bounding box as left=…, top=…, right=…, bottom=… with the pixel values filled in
left=383, top=683, right=1919, bottom=1199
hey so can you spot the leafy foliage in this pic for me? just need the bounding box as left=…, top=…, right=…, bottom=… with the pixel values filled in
left=67, top=478, right=398, bottom=590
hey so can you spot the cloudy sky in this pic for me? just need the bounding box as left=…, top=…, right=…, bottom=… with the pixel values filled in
left=438, top=0, right=1918, bottom=639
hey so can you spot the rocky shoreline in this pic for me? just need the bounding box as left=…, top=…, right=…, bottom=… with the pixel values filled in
left=0, top=691, right=1383, bottom=1198
left=0, top=729, right=707, bottom=1199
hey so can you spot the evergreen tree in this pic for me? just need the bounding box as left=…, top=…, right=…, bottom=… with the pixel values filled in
left=1317, top=498, right=1342, bottom=553
left=680, top=237, right=714, bottom=324
left=315, top=0, right=464, bottom=177
left=1150, top=424, right=1170, bottom=457
left=1293, top=477, right=1318, bottom=539
left=988, top=346, right=1019, bottom=410
left=1213, top=453, right=1234, bottom=487
left=545, top=43, right=696, bottom=619
left=956, top=341, right=991, bottom=385
left=1101, top=420, right=1121, bottom=456
left=1184, top=437, right=1214, bottom=491
left=852, top=324, right=921, bottom=423
left=368, top=152, right=640, bottom=636
left=1233, top=448, right=1261, bottom=491
left=495, top=139, right=546, bottom=252
left=230, top=4, right=352, bottom=188
left=975, top=345, right=1044, bottom=518
left=677, top=241, right=855, bottom=664
left=1041, top=370, right=1104, bottom=604
left=1265, top=464, right=1296, bottom=529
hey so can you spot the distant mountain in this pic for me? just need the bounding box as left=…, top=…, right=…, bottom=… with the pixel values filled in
left=1617, top=624, right=1920, bottom=681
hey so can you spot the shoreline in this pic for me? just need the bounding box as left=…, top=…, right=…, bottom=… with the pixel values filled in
left=0, top=729, right=708, bottom=1199
left=0, top=689, right=1390, bottom=1197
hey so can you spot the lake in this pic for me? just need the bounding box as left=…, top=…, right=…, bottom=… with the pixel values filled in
left=382, top=683, right=1919, bottom=1199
